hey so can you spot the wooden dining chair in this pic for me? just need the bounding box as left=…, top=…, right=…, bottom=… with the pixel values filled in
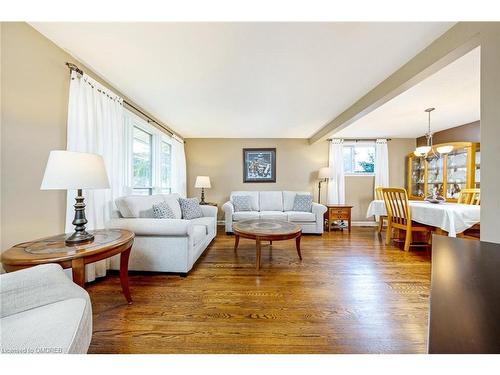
left=381, top=187, right=433, bottom=251
left=457, top=188, right=480, bottom=205
left=374, top=186, right=387, bottom=233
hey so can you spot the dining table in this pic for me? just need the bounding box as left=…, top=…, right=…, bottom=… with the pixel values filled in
left=366, top=199, right=480, bottom=237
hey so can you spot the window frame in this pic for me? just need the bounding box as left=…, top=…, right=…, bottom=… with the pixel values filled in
left=125, top=109, right=173, bottom=195
left=343, top=142, right=376, bottom=177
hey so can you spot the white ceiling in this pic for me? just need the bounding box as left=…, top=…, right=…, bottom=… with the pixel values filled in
left=334, top=47, right=480, bottom=139
left=31, top=22, right=453, bottom=138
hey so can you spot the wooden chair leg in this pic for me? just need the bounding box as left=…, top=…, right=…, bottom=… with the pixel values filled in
left=377, top=218, right=383, bottom=233
left=404, top=229, right=412, bottom=252
left=385, top=224, right=392, bottom=245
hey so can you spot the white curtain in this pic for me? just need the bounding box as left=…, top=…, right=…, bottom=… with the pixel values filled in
left=171, top=137, right=187, bottom=197
left=65, top=71, right=125, bottom=282
left=327, top=139, right=345, bottom=204
left=374, top=138, right=389, bottom=192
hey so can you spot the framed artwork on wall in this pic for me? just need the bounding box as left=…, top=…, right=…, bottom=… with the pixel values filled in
left=243, top=148, right=276, bottom=183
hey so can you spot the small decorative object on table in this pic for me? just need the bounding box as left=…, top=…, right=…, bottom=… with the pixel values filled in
left=40, top=150, right=110, bottom=245
left=243, top=148, right=276, bottom=183
left=195, top=176, right=211, bottom=205
left=425, top=194, right=445, bottom=204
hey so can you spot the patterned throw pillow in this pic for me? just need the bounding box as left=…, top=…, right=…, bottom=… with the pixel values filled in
left=152, top=201, right=176, bottom=219
left=232, top=195, right=253, bottom=212
left=292, top=194, right=313, bottom=212
left=179, top=197, right=203, bottom=220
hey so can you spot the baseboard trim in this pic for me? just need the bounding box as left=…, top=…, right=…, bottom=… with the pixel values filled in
left=352, top=221, right=377, bottom=227
left=217, top=220, right=376, bottom=227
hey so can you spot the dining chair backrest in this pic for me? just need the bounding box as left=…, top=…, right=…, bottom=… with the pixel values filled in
left=457, top=188, right=481, bottom=205
left=381, top=187, right=411, bottom=227
left=375, top=186, right=384, bottom=200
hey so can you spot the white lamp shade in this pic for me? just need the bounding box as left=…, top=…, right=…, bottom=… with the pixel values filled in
left=41, top=150, right=110, bottom=190
left=414, top=146, right=432, bottom=157
left=437, top=145, right=454, bottom=154
left=195, top=176, right=211, bottom=189
left=318, top=167, right=333, bottom=179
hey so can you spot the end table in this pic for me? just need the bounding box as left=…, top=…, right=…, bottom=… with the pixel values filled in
left=324, top=205, right=353, bottom=232
left=1, top=229, right=135, bottom=304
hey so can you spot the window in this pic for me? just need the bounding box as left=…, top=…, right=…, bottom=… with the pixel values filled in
left=125, top=110, right=172, bottom=195
left=132, top=126, right=153, bottom=195
left=343, top=143, right=375, bottom=175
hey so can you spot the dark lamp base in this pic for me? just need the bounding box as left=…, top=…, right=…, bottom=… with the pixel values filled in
left=65, top=231, right=94, bottom=246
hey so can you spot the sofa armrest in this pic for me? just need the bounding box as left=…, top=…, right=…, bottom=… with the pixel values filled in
left=311, top=202, right=327, bottom=217
left=0, top=264, right=89, bottom=319
left=200, top=205, right=218, bottom=218
left=222, top=201, right=234, bottom=214
left=107, top=218, right=193, bottom=236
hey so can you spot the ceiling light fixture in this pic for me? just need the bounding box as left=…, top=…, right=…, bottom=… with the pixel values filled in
left=413, top=107, right=453, bottom=161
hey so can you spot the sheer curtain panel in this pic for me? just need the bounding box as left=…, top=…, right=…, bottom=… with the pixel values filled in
left=327, top=139, right=345, bottom=204
left=374, top=139, right=389, bottom=192
left=171, top=137, right=187, bottom=197
left=65, top=71, right=125, bottom=282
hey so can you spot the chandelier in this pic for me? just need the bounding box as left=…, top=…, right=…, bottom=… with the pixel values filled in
left=414, top=107, right=453, bottom=161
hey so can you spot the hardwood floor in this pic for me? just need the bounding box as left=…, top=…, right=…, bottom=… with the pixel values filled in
left=86, top=227, right=431, bottom=354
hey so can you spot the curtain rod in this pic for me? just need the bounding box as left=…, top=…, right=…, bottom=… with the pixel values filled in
left=65, top=62, right=184, bottom=143
left=326, top=138, right=392, bottom=142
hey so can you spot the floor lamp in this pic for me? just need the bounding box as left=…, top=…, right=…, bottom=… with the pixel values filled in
left=317, top=167, right=332, bottom=204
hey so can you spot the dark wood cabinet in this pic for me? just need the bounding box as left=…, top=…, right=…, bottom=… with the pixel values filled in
left=429, top=236, right=500, bottom=353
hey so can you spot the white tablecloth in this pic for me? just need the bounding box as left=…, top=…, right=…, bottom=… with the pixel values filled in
left=366, top=200, right=480, bottom=237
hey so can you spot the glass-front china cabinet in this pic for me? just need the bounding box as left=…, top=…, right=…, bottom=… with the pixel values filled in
left=407, top=142, right=480, bottom=201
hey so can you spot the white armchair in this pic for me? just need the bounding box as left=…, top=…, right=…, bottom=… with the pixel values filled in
left=0, top=264, right=92, bottom=354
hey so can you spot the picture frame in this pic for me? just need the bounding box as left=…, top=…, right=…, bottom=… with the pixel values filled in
left=243, top=148, right=276, bottom=183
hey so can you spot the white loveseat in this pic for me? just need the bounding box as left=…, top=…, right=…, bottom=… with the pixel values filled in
left=0, top=264, right=92, bottom=354
left=106, top=193, right=217, bottom=275
left=222, top=191, right=327, bottom=234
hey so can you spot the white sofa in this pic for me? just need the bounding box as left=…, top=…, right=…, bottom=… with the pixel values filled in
left=0, top=264, right=92, bottom=354
left=222, top=191, right=327, bottom=234
left=106, top=193, right=217, bottom=275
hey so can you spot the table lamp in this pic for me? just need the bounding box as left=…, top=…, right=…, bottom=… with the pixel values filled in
left=195, top=176, right=211, bottom=205
left=318, top=167, right=332, bottom=204
left=41, top=150, right=110, bottom=245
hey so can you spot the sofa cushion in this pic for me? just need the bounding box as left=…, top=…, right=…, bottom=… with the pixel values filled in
left=152, top=201, right=176, bottom=219
left=293, top=194, right=313, bottom=212
left=115, top=193, right=181, bottom=219
left=115, top=194, right=166, bottom=218
left=259, top=191, right=283, bottom=211
left=190, top=217, right=215, bottom=235
left=283, top=191, right=311, bottom=211
left=233, top=211, right=260, bottom=221
left=232, top=195, right=253, bottom=212
left=287, top=211, right=316, bottom=222
left=192, top=225, right=207, bottom=246
left=162, top=194, right=182, bottom=219
left=259, top=211, right=287, bottom=220
left=179, top=197, right=203, bottom=220
left=230, top=191, right=260, bottom=211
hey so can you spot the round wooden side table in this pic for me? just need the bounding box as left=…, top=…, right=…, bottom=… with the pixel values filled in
left=1, top=229, right=135, bottom=304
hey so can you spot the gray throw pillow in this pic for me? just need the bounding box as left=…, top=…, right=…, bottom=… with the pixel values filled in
left=152, top=201, right=176, bottom=219
left=292, top=194, right=313, bottom=212
left=179, top=197, right=203, bottom=219
left=232, top=195, right=253, bottom=212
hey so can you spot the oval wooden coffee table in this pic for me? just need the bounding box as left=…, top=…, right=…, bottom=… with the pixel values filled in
left=232, top=219, right=302, bottom=270
left=1, top=229, right=135, bottom=304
